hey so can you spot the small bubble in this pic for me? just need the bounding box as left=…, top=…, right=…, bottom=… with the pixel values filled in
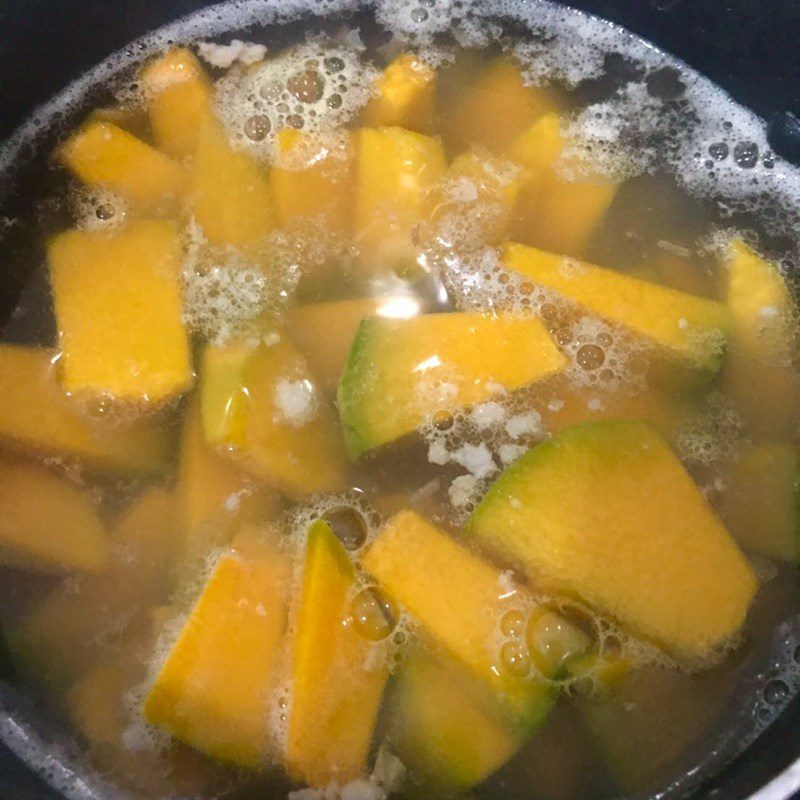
left=576, top=344, right=606, bottom=371
left=95, top=204, right=114, bottom=220
left=277, top=102, right=290, bottom=114
left=287, top=69, right=325, bottom=104
left=501, top=610, right=526, bottom=638
left=763, top=679, right=789, bottom=705
left=410, top=7, right=430, bottom=22
left=324, top=507, right=368, bottom=551
left=763, top=151, right=775, bottom=168
left=257, top=80, right=282, bottom=103
left=599, top=368, right=615, bottom=382
left=351, top=588, right=396, bottom=641
left=500, top=640, right=531, bottom=677
left=432, top=410, right=454, bottom=430
left=597, top=331, right=614, bottom=347
left=540, top=303, right=559, bottom=321
left=326, top=93, right=343, bottom=109
left=519, top=282, right=534, bottom=296
left=555, top=328, right=573, bottom=346
left=393, top=630, right=407, bottom=646
left=708, top=142, right=729, bottom=161
left=244, top=114, right=271, bottom=142
left=733, top=141, right=759, bottom=169
left=324, top=56, right=345, bottom=74
left=86, top=394, right=113, bottom=418
left=286, top=114, right=305, bottom=129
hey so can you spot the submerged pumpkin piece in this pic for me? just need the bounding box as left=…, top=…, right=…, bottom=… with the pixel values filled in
left=353, top=125, right=446, bottom=275
left=338, top=311, right=566, bottom=457
left=190, top=116, right=274, bottom=251
left=722, top=239, right=800, bottom=437
left=143, top=526, right=291, bottom=768
left=469, top=420, right=757, bottom=661
left=390, top=650, right=523, bottom=789
left=362, top=510, right=556, bottom=730
left=509, top=113, right=618, bottom=257
left=49, top=220, right=193, bottom=402
left=0, top=345, right=171, bottom=473
left=141, top=47, right=213, bottom=160
left=722, top=442, right=799, bottom=562
left=0, top=459, right=108, bottom=574
left=442, top=58, right=561, bottom=154
left=424, top=148, right=526, bottom=244
left=177, top=398, right=281, bottom=554
left=271, top=127, right=353, bottom=233
left=9, top=488, right=180, bottom=690
left=59, top=120, right=185, bottom=213
left=501, top=242, right=732, bottom=371
left=287, top=519, right=389, bottom=787
left=287, top=296, right=420, bottom=394
left=361, top=53, right=436, bottom=133
left=201, top=336, right=346, bottom=497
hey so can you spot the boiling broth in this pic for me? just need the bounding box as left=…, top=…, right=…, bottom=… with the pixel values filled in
left=0, top=3, right=799, bottom=800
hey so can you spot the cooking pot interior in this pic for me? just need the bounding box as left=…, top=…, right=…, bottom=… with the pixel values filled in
left=1, top=2, right=799, bottom=799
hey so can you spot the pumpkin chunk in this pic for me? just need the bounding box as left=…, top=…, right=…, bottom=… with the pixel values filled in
left=0, top=460, right=107, bottom=574
left=338, top=312, right=566, bottom=457
left=469, top=420, right=757, bottom=661
left=143, top=528, right=291, bottom=768
left=49, top=220, right=193, bottom=402
left=59, top=121, right=185, bottom=212
left=287, top=520, right=389, bottom=786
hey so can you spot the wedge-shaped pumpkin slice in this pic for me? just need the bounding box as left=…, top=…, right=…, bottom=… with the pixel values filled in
left=509, top=113, right=618, bottom=257
left=580, top=666, right=734, bottom=793
left=271, top=128, right=353, bottom=233
left=0, top=459, right=107, bottom=574
left=59, top=120, right=185, bottom=213
left=190, top=116, right=274, bottom=251
left=390, top=649, right=523, bottom=790
left=287, top=520, right=389, bottom=786
left=49, top=220, right=193, bottom=402
left=362, top=510, right=555, bottom=730
left=441, top=58, right=561, bottom=154
left=287, top=295, right=420, bottom=394
left=722, top=442, right=798, bottom=562
left=530, top=374, right=695, bottom=442
left=143, top=527, right=291, bottom=768
left=201, top=337, right=346, bottom=497
left=338, top=312, right=566, bottom=457
left=424, top=148, right=526, bottom=245
left=9, top=489, right=179, bottom=690
left=141, top=47, right=213, bottom=160
left=501, top=242, right=732, bottom=371
left=177, top=398, right=280, bottom=555
left=0, top=345, right=170, bottom=473
left=469, top=420, right=757, bottom=661
left=361, top=53, right=436, bottom=132
left=354, top=126, right=446, bottom=275
left=723, top=239, right=800, bottom=437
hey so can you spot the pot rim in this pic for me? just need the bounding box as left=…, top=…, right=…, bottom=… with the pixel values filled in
left=750, top=755, right=800, bottom=800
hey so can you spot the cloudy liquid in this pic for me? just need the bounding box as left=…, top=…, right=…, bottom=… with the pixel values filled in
left=0, top=2, right=799, bottom=800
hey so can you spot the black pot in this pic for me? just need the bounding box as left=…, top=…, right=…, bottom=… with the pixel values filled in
left=0, top=1, right=799, bottom=799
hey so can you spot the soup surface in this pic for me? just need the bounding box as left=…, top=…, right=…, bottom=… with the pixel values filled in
left=1, top=2, right=800, bottom=800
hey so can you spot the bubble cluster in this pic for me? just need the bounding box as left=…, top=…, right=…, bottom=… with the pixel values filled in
left=180, top=221, right=302, bottom=345
left=71, top=186, right=128, bottom=231
left=675, top=392, right=746, bottom=467
left=214, top=42, right=378, bottom=163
